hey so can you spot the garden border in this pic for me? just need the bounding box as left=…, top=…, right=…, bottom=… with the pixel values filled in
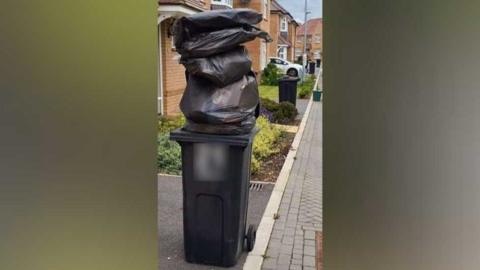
left=243, top=95, right=314, bottom=270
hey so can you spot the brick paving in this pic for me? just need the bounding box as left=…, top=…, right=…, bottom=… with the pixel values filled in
left=262, top=99, right=322, bottom=270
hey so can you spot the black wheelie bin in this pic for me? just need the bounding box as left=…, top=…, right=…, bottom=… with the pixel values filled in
left=278, top=76, right=300, bottom=107
left=170, top=128, right=258, bottom=267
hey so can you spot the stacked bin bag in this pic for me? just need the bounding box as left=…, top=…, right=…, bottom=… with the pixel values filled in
left=173, top=8, right=272, bottom=134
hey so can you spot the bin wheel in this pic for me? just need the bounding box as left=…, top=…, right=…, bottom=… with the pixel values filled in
left=245, top=225, right=256, bottom=251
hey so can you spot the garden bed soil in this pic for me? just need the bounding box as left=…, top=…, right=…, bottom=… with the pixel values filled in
left=276, top=118, right=300, bottom=126
left=252, top=131, right=296, bottom=182
left=292, top=118, right=301, bottom=126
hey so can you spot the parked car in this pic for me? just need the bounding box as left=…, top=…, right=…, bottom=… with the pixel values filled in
left=269, top=57, right=304, bottom=77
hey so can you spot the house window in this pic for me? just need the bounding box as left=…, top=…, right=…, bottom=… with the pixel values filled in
left=314, top=34, right=321, bottom=43
left=280, top=16, right=288, bottom=32
left=295, top=48, right=302, bottom=57
left=278, top=46, right=287, bottom=60
left=212, top=0, right=233, bottom=8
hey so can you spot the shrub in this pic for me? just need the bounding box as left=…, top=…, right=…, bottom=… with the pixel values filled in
left=157, top=133, right=182, bottom=175
left=157, top=115, right=185, bottom=174
left=157, top=115, right=284, bottom=176
left=261, top=63, right=282, bottom=86
left=298, top=75, right=315, bottom=99
left=251, top=157, right=260, bottom=174
left=259, top=106, right=274, bottom=122
left=251, top=116, right=282, bottom=174
left=260, top=97, right=280, bottom=111
left=260, top=98, right=298, bottom=124
left=254, top=116, right=282, bottom=159
left=158, top=115, right=185, bottom=133
left=298, top=87, right=311, bottom=98
left=273, top=102, right=298, bottom=124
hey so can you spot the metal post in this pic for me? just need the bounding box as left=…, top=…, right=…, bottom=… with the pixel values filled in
left=302, top=0, right=309, bottom=81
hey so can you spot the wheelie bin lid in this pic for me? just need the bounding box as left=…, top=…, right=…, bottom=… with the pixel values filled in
left=279, top=76, right=300, bottom=82
left=170, top=127, right=259, bottom=147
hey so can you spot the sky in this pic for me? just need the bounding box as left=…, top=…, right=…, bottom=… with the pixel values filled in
left=276, top=0, right=322, bottom=23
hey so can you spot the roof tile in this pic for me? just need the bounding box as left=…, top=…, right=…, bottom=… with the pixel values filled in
left=297, top=18, right=322, bottom=36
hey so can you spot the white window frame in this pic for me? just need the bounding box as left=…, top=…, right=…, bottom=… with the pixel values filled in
left=278, top=46, right=287, bottom=60
left=295, top=48, right=302, bottom=57
left=262, top=0, right=268, bottom=19
left=260, top=41, right=267, bottom=70
left=170, top=36, right=176, bottom=50
left=280, top=16, right=288, bottom=32
left=212, top=0, right=233, bottom=8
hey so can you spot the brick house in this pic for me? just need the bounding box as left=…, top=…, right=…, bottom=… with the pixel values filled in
left=158, top=0, right=271, bottom=115
left=268, top=0, right=298, bottom=62
left=233, top=0, right=271, bottom=76
left=295, top=17, right=322, bottom=64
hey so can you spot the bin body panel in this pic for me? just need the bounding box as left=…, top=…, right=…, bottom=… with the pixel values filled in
left=171, top=129, right=256, bottom=267
left=309, top=62, right=316, bottom=74
left=194, top=194, right=223, bottom=263
left=278, top=77, right=299, bottom=106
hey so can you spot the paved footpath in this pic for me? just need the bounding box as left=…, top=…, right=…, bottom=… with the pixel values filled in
left=261, top=99, right=323, bottom=270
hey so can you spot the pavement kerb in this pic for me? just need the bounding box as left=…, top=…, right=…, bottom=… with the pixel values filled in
left=158, top=173, right=181, bottom=178
left=243, top=95, right=314, bottom=270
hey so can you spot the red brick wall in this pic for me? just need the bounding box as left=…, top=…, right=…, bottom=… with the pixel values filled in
left=233, top=0, right=270, bottom=76
left=269, top=13, right=279, bottom=59
left=160, top=19, right=186, bottom=115
left=203, top=0, right=211, bottom=10
left=288, top=23, right=296, bottom=62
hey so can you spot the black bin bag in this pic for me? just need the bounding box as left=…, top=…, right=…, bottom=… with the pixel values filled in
left=180, top=46, right=252, bottom=87
left=180, top=72, right=260, bottom=135
left=173, top=9, right=271, bottom=135
left=176, top=27, right=270, bottom=58
left=173, top=8, right=263, bottom=48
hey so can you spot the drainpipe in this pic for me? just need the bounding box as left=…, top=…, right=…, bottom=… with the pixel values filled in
left=303, top=0, right=310, bottom=81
